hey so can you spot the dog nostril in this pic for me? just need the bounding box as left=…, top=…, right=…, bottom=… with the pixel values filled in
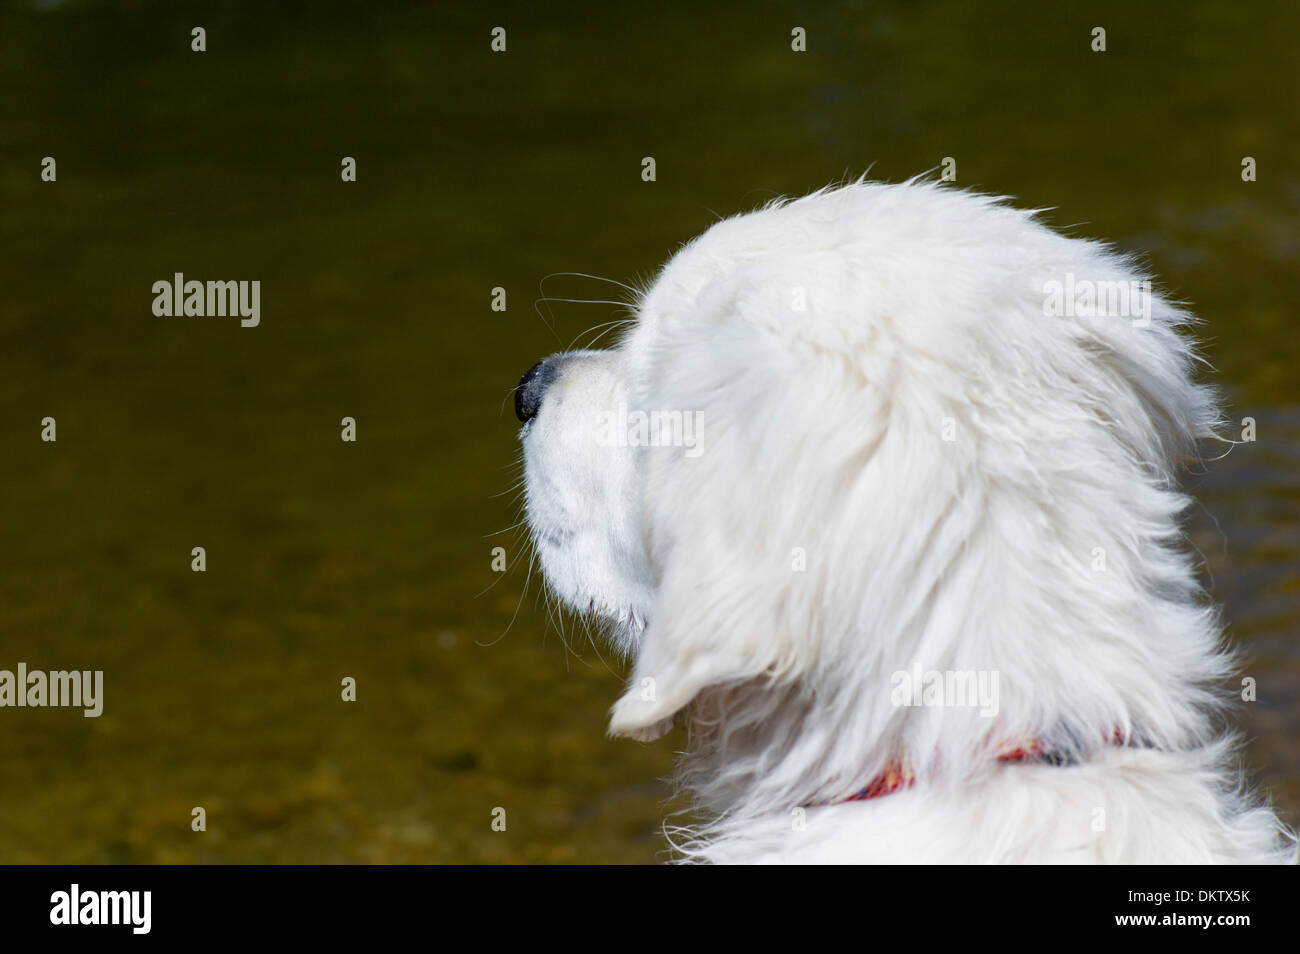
left=515, top=359, right=553, bottom=423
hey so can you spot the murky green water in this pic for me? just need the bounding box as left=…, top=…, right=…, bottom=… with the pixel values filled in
left=1, top=0, right=1296, bottom=862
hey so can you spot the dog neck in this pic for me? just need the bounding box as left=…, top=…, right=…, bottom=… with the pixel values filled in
left=808, top=731, right=1127, bottom=806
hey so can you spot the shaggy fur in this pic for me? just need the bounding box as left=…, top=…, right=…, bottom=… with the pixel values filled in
left=516, top=179, right=1296, bottom=863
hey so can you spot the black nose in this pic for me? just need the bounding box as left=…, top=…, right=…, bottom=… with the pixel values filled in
left=515, top=359, right=555, bottom=423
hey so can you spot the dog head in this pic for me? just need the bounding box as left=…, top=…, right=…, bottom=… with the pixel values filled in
left=514, top=180, right=1222, bottom=795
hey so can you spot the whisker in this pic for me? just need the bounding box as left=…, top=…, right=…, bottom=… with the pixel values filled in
left=541, top=271, right=640, bottom=297
left=499, top=382, right=526, bottom=417
left=473, top=512, right=526, bottom=598
left=577, top=318, right=636, bottom=351
left=532, top=295, right=564, bottom=346
left=476, top=526, right=535, bottom=646
left=487, top=477, right=529, bottom=501
left=567, top=316, right=636, bottom=351
left=536, top=296, right=628, bottom=307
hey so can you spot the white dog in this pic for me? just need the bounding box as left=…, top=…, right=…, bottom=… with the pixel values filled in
left=514, top=179, right=1295, bottom=863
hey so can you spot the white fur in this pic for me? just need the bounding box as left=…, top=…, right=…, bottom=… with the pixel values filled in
left=518, top=179, right=1296, bottom=863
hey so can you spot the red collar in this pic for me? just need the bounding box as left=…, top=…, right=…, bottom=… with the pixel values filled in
left=826, top=731, right=1125, bottom=804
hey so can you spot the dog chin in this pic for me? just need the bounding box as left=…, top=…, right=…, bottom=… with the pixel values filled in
left=554, top=571, right=649, bottom=657
left=525, top=510, right=650, bottom=656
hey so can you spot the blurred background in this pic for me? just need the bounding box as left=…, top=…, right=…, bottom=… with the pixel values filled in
left=0, top=0, right=1296, bottom=862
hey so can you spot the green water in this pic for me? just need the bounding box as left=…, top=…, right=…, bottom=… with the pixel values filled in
left=0, top=0, right=1296, bottom=862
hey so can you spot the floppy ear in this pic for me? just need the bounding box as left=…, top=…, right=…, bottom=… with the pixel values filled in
left=605, top=344, right=847, bottom=741
left=606, top=256, right=886, bottom=741
left=607, top=539, right=790, bottom=741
